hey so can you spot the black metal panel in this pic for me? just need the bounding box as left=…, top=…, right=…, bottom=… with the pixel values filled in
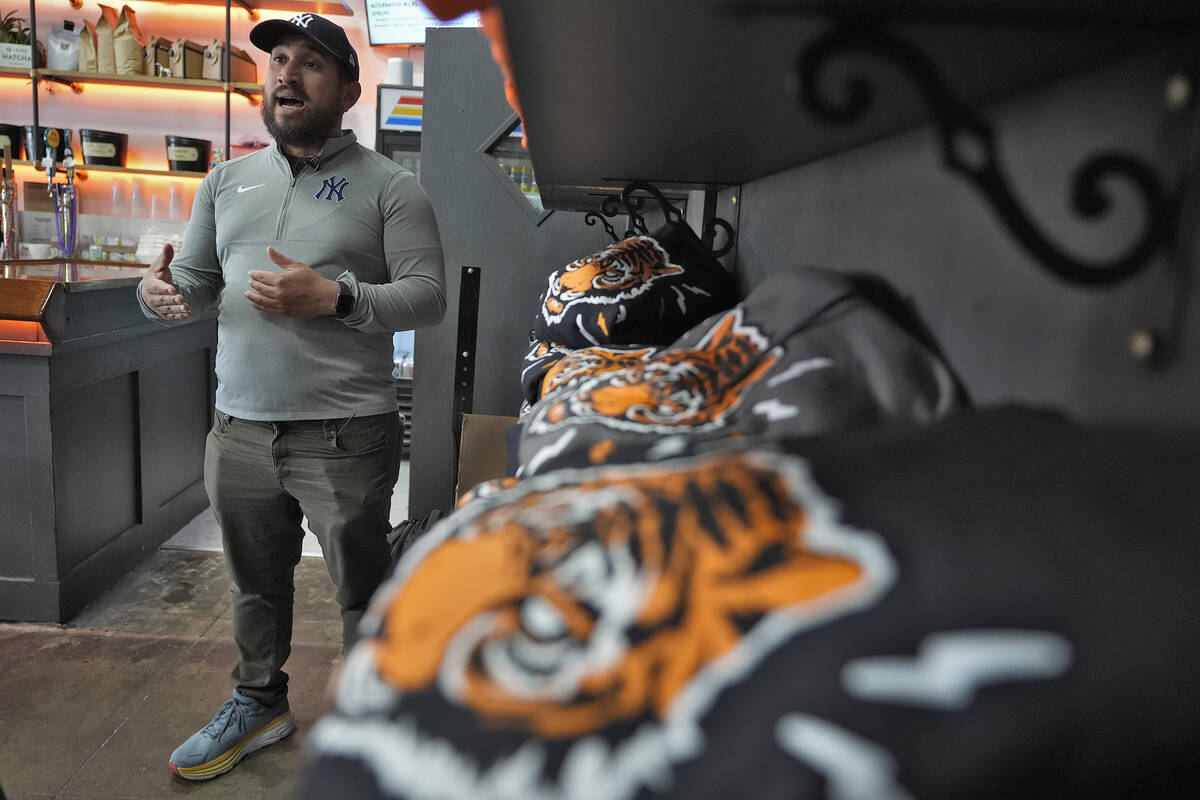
left=450, top=265, right=481, bottom=493
left=395, top=377, right=413, bottom=455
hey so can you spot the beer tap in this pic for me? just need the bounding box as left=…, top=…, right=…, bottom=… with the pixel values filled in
left=43, top=129, right=78, bottom=263
left=1, top=143, right=17, bottom=266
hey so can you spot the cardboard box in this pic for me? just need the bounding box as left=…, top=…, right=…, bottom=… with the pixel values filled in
left=455, top=414, right=519, bottom=498
left=166, top=38, right=204, bottom=79
left=202, top=40, right=257, bottom=83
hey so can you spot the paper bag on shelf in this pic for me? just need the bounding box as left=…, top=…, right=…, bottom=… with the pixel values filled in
left=202, top=39, right=257, bottom=83
left=95, top=4, right=119, bottom=74
left=114, top=5, right=146, bottom=75
left=78, top=20, right=98, bottom=72
left=167, top=38, right=205, bottom=80
left=143, top=35, right=169, bottom=77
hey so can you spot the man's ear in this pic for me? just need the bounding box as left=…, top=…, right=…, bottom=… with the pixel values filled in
left=343, top=80, right=362, bottom=112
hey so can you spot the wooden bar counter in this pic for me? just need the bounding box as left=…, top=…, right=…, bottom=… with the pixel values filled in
left=0, top=260, right=217, bottom=622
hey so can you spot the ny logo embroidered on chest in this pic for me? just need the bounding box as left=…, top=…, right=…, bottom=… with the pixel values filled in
left=316, top=176, right=349, bottom=202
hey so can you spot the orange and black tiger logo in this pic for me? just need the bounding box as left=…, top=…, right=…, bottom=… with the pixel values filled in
left=539, top=345, right=658, bottom=399
left=531, top=308, right=781, bottom=433
left=541, top=236, right=683, bottom=328
left=339, top=450, right=894, bottom=795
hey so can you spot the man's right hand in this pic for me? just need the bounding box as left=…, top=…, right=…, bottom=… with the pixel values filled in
left=140, top=243, right=191, bottom=320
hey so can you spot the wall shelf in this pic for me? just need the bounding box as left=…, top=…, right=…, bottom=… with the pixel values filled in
left=12, top=160, right=207, bottom=180
left=10, top=0, right=350, bottom=170
left=33, top=69, right=263, bottom=98
left=2, top=68, right=260, bottom=97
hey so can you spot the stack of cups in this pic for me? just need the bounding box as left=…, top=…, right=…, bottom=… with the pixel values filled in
left=387, top=57, right=414, bottom=86
left=130, top=178, right=148, bottom=218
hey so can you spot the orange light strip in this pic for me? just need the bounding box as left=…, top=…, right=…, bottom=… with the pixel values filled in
left=0, top=319, right=48, bottom=343
left=38, top=80, right=259, bottom=101
left=9, top=162, right=207, bottom=183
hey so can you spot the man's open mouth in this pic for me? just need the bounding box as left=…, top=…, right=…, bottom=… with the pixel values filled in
left=276, top=96, right=306, bottom=109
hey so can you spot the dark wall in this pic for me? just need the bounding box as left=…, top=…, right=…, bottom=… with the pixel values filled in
left=735, top=47, right=1200, bottom=429
left=411, top=28, right=612, bottom=515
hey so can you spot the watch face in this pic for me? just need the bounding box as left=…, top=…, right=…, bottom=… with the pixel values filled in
left=336, top=288, right=354, bottom=318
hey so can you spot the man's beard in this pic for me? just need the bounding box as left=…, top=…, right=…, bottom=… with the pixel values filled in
left=261, top=92, right=343, bottom=149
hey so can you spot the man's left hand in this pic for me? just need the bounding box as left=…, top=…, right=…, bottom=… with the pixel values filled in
left=246, top=247, right=340, bottom=318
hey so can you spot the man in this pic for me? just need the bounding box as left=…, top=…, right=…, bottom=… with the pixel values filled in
left=137, top=13, right=445, bottom=781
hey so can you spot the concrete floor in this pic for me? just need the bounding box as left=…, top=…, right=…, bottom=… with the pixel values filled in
left=0, top=464, right=410, bottom=800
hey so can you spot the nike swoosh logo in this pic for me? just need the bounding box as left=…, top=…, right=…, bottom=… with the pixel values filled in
left=237, top=183, right=265, bottom=193
left=841, top=629, right=1074, bottom=710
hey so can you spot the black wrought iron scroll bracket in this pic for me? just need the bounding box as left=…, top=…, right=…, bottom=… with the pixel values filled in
left=586, top=182, right=736, bottom=258
left=796, top=21, right=1175, bottom=288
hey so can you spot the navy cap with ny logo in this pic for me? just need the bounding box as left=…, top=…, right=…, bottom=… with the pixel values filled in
left=249, top=12, right=360, bottom=81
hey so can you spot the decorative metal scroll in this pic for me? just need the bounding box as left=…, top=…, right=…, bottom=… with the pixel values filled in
left=703, top=216, right=736, bottom=258
left=621, top=181, right=686, bottom=232
left=583, top=210, right=619, bottom=241
left=592, top=182, right=736, bottom=258
left=795, top=21, right=1174, bottom=287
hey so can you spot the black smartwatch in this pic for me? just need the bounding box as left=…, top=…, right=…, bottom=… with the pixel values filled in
left=334, top=281, right=355, bottom=319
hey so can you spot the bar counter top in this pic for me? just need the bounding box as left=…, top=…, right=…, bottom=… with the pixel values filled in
left=0, top=261, right=186, bottom=356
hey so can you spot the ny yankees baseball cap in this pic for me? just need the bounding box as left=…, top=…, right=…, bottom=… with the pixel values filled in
left=250, top=13, right=360, bottom=81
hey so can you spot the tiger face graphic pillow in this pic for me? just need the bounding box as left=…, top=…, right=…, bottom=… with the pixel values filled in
left=311, top=450, right=895, bottom=799
left=518, top=266, right=965, bottom=477
left=533, top=222, right=738, bottom=350
left=530, top=307, right=780, bottom=434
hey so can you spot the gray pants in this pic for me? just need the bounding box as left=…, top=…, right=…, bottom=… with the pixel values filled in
left=203, top=410, right=400, bottom=704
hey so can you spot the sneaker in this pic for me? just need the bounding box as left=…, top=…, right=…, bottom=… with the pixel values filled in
left=169, top=690, right=296, bottom=780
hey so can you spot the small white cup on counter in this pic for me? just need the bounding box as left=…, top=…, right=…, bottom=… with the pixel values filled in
left=25, top=243, right=57, bottom=259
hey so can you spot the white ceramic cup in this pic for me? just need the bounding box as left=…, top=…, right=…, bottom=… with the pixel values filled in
left=26, top=243, right=55, bottom=259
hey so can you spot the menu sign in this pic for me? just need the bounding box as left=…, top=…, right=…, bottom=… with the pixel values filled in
left=364, top=0, right=480, bottom=46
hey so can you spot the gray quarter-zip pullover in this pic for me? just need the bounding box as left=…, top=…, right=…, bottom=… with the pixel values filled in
left=139, top=131, right=445, bottom=421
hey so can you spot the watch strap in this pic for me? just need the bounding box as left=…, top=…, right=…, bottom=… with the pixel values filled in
left=334, top=281, right=355, bottom=319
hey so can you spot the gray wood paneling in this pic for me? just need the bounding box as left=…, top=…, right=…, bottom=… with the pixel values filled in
left=52, top=373, right=139, bottom=573
left=736, top=48, right=1200, bottom=429
left=0, top=359, right=56, bottom=585
left=411, top=28, right=611, bottom=515
left=140, top=348, right=212, bottom=512
left=0, top=394, right=36, bottom=578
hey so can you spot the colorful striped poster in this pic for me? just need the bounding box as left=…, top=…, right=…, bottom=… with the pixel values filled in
left=379, top=87, right=424, bottom=132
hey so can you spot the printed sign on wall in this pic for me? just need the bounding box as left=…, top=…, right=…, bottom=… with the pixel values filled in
left=379, top=87, right=424, bottom=132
